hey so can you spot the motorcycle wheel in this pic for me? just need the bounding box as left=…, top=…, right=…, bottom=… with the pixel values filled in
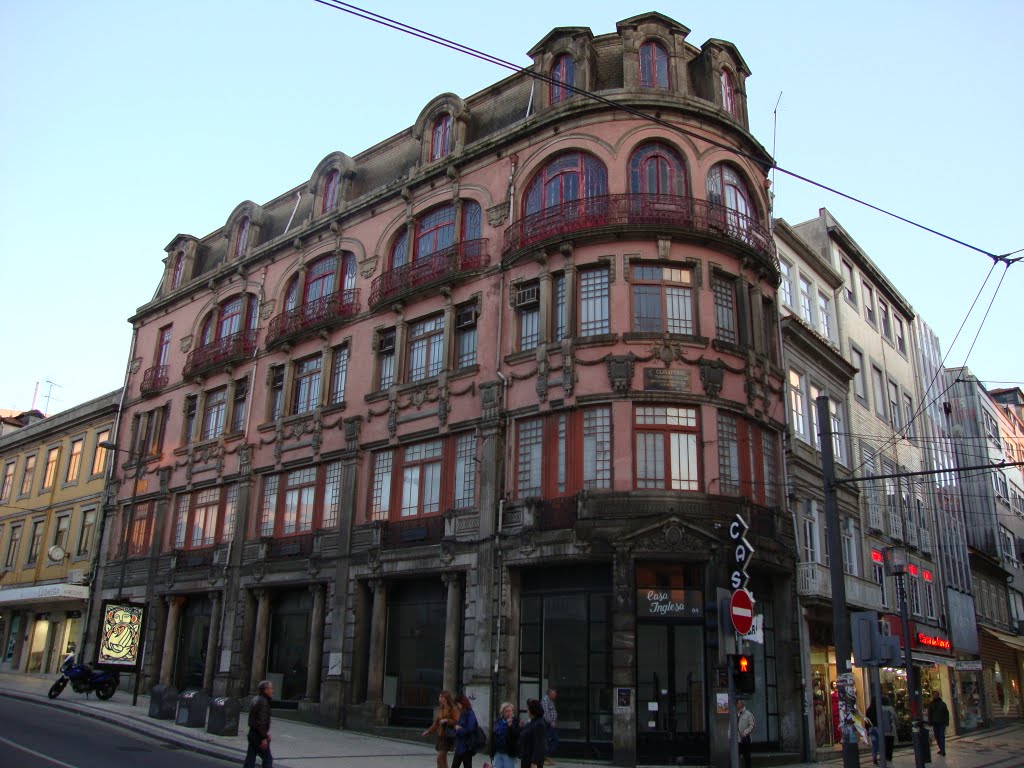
left=48, top=679, right=67, bottom=699
left=96, top=680, right=117, bottom=700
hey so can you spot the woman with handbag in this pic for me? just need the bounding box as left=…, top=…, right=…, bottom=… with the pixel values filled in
left=452, top=693, right=480, bottom=768
left=422, top=690, right=459, bottom=768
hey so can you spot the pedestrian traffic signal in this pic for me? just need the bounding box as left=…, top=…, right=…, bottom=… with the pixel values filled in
left=731, top=654, right=755, bottom=694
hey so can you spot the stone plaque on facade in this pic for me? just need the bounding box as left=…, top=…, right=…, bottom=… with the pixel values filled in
left=643, top=368, right=692, bottom=393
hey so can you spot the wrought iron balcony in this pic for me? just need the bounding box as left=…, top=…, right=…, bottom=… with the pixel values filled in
left=140, top=365, right=169, bottom=395
left=183, top=329, right=257, bottom=378
left=796, top=561, right=882, bottom=609
left=266, top=288, right=360, bottom=348
left=369, top=238, right=489, bottom=307
left=534, top=496, right=578, bottom=531
left=382, top=515, right=445, bottom=548
left=502, top=194, right=776, bottom=271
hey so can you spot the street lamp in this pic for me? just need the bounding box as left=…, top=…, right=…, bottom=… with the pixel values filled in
left=884, top=545, right=926, bottom=768
left=99, top=440, right=148, bottom=707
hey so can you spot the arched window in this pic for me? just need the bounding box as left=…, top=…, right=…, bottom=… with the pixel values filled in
left=550, top=54, right=575, bottom=104
left=389, top=202, right=481, bottom=269
left=233, top=216, right=251, bottom=259
left=322, top=170, right=340, bottom=214
left=720, top=69, right=736, bottom=116
left=200, top=294, right=258, bottom=346
left=629, top=143, right=688, bottom=196
left=284, top=253, right=357, bottom=312
left=431, top=114, right=452, bottom=161
left=524, top=152, right=607, bottom=216
left=706, top=163, right=754, bottom=231
left=171, top=252, right=185, bottom=289
left=639, top=41, right=669, bottom=89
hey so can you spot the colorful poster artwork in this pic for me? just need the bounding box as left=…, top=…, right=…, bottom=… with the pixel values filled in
left=97, top=602, right=144, bottom=668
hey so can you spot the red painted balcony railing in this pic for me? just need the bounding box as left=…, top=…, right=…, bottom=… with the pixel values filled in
left=183, top=329, right=258, bottom=377
left=266, top=288, right=360, bottom=347
left=140, top=365, right=169, bottom=394
left=502, top=194, right=776, bottom=270
left=369, top=238, right=489, bottom=307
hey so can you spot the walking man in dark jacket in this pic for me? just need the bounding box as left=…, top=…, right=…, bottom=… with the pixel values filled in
left=927, top=690, right=950, bottom=756
left=243, top=680, right=274, bottom=768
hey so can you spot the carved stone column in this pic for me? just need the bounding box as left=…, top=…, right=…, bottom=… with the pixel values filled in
left=351, top=580, right=370, bottom=704
left=442, top=572, right=463, bottom=694
left=365, top=579, right=388, bottom=702
left=203, top=591, right=222, bottom=692
left=160, top=596, right=186, bottom=685
left=305, top=583, right=326, bottom=700
left=249, top=589, right=271, bottom=693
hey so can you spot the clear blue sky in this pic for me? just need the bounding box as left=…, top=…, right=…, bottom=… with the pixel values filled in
left=2, top=0, right=1021, bottom=415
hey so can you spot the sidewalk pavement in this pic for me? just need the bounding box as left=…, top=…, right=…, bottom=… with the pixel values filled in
left=2, top=670, right=1021, bottom=768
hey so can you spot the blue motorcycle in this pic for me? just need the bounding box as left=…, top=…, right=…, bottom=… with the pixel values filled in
left=48, top=653, right=119, bottom=700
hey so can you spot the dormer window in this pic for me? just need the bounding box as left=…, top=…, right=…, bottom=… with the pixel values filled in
left=431, top=114, right=452, bottom=161
left=550, top=54, right=575, bottom=104
left=322, top=170, right=340, bottom=214
left=720, top=69, right=736, bottom=115
left=639, top=41, right=669, bottom=89
left=234, top=216, right=251, bottom=259
left=171, top=252, right=185, bottom=289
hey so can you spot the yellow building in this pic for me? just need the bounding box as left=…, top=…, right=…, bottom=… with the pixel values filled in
left=0, top=390, right=120, bottom=675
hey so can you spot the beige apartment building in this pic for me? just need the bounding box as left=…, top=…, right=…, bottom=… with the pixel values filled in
left=0, top=391, right=120, bottom=675
left=792, top=209, right=948, bottom=743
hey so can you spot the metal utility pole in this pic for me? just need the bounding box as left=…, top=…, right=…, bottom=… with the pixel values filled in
left=817, top=395, right=859, bottom=768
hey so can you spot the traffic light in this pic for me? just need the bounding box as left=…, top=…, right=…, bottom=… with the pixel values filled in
left=731, top=654, right=755, bottom=694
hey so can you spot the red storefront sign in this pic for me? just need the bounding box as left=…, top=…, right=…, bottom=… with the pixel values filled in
left=879, top=615, right=952, bottom=653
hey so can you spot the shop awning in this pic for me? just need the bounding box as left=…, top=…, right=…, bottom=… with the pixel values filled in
left=981, top=627, right=1024, bottom=653
left=910, top=651, right=955, bottom=667
left=0, top=583, right=89, bottom=606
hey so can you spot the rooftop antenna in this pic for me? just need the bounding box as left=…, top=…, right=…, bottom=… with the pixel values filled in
left=771, top=91, right=782, bottom=206
left=42, top=380, right=62, bottom=415
left=30, top=381, right=40, bottom=410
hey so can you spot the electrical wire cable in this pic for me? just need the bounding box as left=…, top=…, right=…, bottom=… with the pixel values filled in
left=312, top=0, right=1020, bottom=265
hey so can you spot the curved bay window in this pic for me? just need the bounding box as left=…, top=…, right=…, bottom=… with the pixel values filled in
left=369, top=433, right=478, bottom=524
left=634, top=406, right=700, bottom=491
left=185, top=293, right=259, bottom=376
left=706, top=162, right=758, bottom=246
left=430, top=113, right=452, bottom=161
left=270, top=253, right=359, bottom=346
left=639, top=41, right=669, bottom=89
left=550, top=53, right=575, bottom=104
left=372, top=200, right=485, bottom=305
left=258, top=462, right=342, bottom=538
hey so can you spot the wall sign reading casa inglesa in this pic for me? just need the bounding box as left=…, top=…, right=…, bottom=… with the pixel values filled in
left=637, top=589, right=704, bottom=618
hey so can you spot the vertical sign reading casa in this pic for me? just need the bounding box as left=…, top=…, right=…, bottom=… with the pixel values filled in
left=728, top=514, right=756, bottom=636
left=95, top=600, right=146, bottom=670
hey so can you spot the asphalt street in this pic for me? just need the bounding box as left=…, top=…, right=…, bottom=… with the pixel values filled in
left=0, top=695, right=232, bottom=768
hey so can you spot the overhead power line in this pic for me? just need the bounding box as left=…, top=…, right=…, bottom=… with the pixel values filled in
left=312, top=0, right=1020, bottom=265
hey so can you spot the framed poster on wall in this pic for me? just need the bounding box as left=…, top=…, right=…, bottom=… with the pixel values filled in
left=95, top=600, right=145, bottom=671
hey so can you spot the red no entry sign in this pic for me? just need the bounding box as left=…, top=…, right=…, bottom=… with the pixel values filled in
left=730, top=588, right=754, bottom=635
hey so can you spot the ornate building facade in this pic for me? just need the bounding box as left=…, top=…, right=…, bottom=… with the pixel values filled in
left=94, top=14, right=797, bottom=765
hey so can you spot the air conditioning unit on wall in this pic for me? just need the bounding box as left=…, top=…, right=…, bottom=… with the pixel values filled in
left=67, top=569, right=87, bottom=585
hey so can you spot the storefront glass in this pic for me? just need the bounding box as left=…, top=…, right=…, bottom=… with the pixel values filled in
left=952, top=670, right=983, bottom=731
left=810, top=648, right=837, bottom=748
left=519, top=564, right=612, bottom=759
left=268, top=589, right=313, bottom=702
left=385, top=580, right=446, bottom=720
left=174, top=596, right=211, bottom=691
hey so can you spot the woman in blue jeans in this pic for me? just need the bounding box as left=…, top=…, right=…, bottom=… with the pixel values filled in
left=451, top=693, right=479, bottom=768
